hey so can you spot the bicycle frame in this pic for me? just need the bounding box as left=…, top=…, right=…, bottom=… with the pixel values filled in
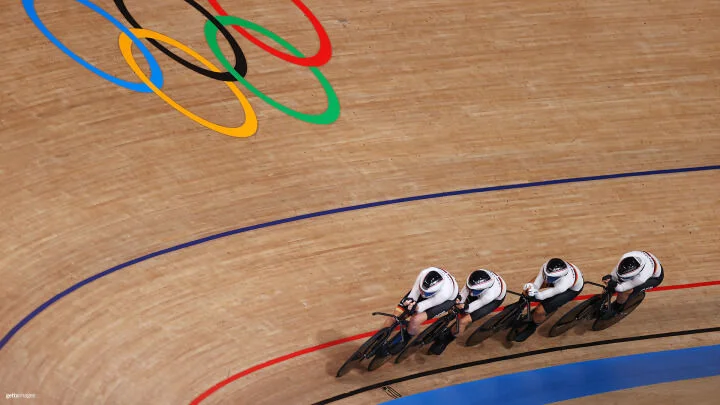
left=506, top=290, right=533, bottom=323
left=585, top=281, right=612, bottom=314
left=438, top=305, right=462, bottom=335
left=371, top=310, right=412, bottom=345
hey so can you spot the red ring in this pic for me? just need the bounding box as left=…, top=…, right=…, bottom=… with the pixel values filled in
left=208, top=0, right=332, bottom=67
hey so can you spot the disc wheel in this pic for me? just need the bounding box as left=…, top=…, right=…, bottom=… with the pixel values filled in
left=548, top=295, right=602, bottom=337
left=592, top=292, right=645, bottom=331
left=465, top=304, right=519, bottom=346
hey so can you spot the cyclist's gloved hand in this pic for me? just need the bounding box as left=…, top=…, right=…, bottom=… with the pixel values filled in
left=602, top=274, right=612, bottom=283
left=522, top=283, right=538, bottom=298
left=607, top=279, right=618, bottom=290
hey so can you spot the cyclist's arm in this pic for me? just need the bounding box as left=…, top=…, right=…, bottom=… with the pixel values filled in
left=459, top=286, right=470, bottom=300
left=614, top=274, right=647, bottom=292
left=415, top=283, right=454, bottom=314
left=534, top=276, right=572, bottom=301
left=416, top=296, right=441, bottom=314
left=602, top=267, right=620, bottom=289
left=396, top=291, right=414, bottom=313
left=465, top=287, right=499, bottom=313
left=457, top=287, right=470, bottom=308
left=531, top=269, right=544, bottom=290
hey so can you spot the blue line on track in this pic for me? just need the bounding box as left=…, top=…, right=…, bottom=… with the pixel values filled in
left=382, top=344, right=720, bottom=404
left=1, top=164, right=718, bottom=350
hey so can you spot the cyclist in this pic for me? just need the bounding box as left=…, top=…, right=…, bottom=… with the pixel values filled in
left=428, top=269, right=507, bottom=354
left=516, top=257, right=584, bottom=342
left=600, top=251, right=664, bottom=319
left=380, top=267, right=459, bottom=355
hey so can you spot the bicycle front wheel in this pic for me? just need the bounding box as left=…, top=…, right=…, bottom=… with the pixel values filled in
left=336, top=328, right=391, bottom=377
left=336, top=352, right=362, bottom=378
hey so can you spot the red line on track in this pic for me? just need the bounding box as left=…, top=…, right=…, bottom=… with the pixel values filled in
left=188, top=279, right=720, bottom=404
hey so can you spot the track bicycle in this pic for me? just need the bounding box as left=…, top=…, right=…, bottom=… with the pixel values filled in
left=465, top=290, right=532, bottom=346
left=394, top=305, right=461, bottom=364
left=549, top=281, right=647, bottom=337
left=335, top=308, right=411, bottom=377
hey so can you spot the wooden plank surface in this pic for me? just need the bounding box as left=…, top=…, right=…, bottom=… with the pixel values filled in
left=0, top=0, right=718, bottom=404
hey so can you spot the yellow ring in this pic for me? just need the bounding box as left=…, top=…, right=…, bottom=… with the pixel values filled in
left=118, top=28, right=258, bottom=138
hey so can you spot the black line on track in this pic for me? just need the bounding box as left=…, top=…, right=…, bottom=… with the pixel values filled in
left=314, top=326, right=720, bottom=404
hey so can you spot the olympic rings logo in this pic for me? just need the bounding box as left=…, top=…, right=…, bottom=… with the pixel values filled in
left=23, top=0, right=340, bottom=138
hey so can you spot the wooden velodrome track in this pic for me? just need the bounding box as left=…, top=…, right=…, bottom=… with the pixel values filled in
left=1, top=0, right=719, bottom=404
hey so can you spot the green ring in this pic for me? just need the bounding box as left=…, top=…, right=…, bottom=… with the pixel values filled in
left=204, top=16, right=340, bottom=124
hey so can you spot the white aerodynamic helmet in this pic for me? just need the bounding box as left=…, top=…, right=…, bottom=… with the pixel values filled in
left=543, top=258, right=569, bottom=280
left=466, top=269, right=495, bottom=296
left=617, top=254, right=643, bottom=281
left=420, top=268, right=445, bottom=298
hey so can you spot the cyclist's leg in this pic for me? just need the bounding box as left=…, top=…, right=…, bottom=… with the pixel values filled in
left=383, top=306, right=406, bottom=329
left=532, top=302, right=548, bottom=324
left=431, top=299, right=503, bottom=354
left=615, top=290, right=632, bottom=305
left=388, top=298, right=453, bottom=354
left=612, top=269, right=664, bottom=313
left=532, top=291, right=573, bottom=324
left=418, top=300, right=455, bottom=354
left=456, top=314, right=473, bottom=336
left=416, top=300, right=454, bottom=337
left=384, top=325, right=414, bottom=355
left=407, top=311, right=428, bottom=336
left=377, top=292, right=417, bottom=356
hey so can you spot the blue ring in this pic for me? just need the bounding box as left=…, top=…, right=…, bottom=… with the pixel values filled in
left=23, top=0, right=164, bottom=93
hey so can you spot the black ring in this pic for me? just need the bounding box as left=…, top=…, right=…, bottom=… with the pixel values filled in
left=114, top=0, right=248, bottom=80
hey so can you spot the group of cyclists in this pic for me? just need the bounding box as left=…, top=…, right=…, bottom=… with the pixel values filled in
left=379, top=250, right=664, bottom=356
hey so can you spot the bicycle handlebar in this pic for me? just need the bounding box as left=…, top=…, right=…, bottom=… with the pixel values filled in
left=372, top=307, right=412, bottom=323
left=585, top=281, right=607, bottom=288
left=372, top=311, right=399, bottom=318
left=508, top=290, right=533, bottom=303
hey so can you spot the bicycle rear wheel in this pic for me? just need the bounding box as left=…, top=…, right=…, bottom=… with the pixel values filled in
left=549, top=295, right=602, bottom=337
left=592, top=292, right=645, bottom=331
left=336, top=328, right=390, bottom=377
left=465, top=304, right=519, bottom=346
left=395, top=318, right=448, bottom=364
left=368, top=350, right=392, bottom=371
